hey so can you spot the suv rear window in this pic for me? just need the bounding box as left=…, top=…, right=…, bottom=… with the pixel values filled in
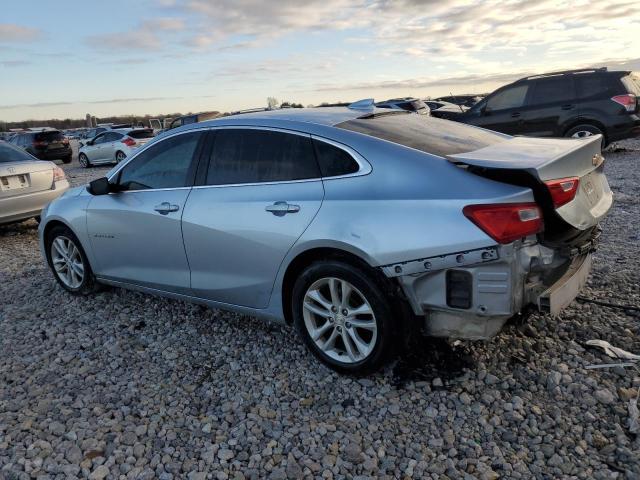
left=34, top=131, right=64, bottom=142
left=337, top=112, right=505, bottom=158
left=575, top=74, right=611, bottom=98
left=530, top=77, right=574, bottom=104
left=622, top=73, right=640, bottom=95
left=128, top=129, right=155, bottom=139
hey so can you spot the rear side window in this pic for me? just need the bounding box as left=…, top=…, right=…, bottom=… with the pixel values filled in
left=0, top=143, right=33, bottom=163
left=128, top=129, right=155, bottom=139
left=486, top=85, right=529, bottom=111
left=104, top=132, right=123, bottom=142
left=117, top=131, right=202, bottom=191
left=529, top=77, right=574, bottom=105
left=313, top=139, right=359, bottom=177
left=575, top=74, right=611, bottom=98
left=206, top=129, right=320, bottom=185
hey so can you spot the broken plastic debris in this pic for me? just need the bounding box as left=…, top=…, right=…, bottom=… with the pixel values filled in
left=585, top=339, right=640, bottom=361
left=585, top=362, right=636, bottom=370
left=629, top=395, right=640, bottom=434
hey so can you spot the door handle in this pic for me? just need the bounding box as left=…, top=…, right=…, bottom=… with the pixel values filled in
left=265, top=201, right=300, bottom=216
left=154, top=202, right=180, bottom=215
left=511, top=112, right=521, bottom=118
left=561, top=104, right=574, bottom=110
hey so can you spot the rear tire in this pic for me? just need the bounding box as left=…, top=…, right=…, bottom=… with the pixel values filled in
left=292, top=260, right=396, bottom=375
left=45, top=224, right=99, bottom=295
left=115, top=151, right=126, bottom=164
left=62, top=155, right=72, bottom=164
left=78, top=153, right=91, bottom=168
left=565, top=124, right=606, bottom=149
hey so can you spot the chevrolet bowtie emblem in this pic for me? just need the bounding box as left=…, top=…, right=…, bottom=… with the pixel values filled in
left=592, top=153, right=603, bottom=167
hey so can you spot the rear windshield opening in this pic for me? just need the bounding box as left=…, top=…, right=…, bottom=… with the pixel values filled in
left=127, top=129, right=155, bottom=139
left=0, top=143, right=33, bottom=163
left=35, top=131, right=64, bottom=142
left=336, top=113, right=506, bottom=157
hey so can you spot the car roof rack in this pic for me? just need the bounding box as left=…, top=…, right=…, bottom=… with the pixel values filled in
left=520, top=67, right=608, bottom=81
left=230, top=107, right=273, bottom=115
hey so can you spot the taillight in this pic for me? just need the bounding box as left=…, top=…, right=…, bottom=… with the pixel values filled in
left=33, top=140, right=46, bottom=148
left=611, top=94, right=637, bottom=112
left=463, top=203, right=543, bottom=244
left=53, top=166, right=66, bottom=182
left=545, top=177, right=580, bottom=208
left=121, top=137, right=136, bottom=147
left=62, top=138, right=69, bottom=145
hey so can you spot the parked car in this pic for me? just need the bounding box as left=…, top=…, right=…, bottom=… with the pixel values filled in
left=375, top=98, right=430, bottom=115
left=79, top=127, right=109, bottom=145
left=425, top=100, right=468, bottom=120
left=9, top=129, right=72, bottom=163
left=1, top=141, right=69, bottom=225
left=434, top=94, right=484, bottom=107
left=78, top=128, right=155, bottom=167
left=39, top=105, right=611, bottom=374
left=165, top=112, right=221, bottom=131
left=454, top=68, right=640, bottom=147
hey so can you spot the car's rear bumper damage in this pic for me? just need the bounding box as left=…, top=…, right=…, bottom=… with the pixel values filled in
left=382, top=238, right=595, bottom=340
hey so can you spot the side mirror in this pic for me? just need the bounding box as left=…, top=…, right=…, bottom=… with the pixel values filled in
left=87, top=140, right=94, bottom=146
left=88, top=177, right=112, bottom=196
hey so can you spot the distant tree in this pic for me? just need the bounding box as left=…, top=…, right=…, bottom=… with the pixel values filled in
left=267, top=97, right=279, bottom=109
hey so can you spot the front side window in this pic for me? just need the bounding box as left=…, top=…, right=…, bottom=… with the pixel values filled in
left=529, top=77, right=575, bottom=105
left=313, top=139, right=359, bottom=177
left=117, top=131, right=202, bottom=191
left=486, top=85, right=529, bottom=111
left=205, top=129, right=320, bottom=185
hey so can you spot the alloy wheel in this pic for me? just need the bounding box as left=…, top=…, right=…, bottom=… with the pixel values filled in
left=116, top=151, right=126, bottom=163
left=302, top=277, right=377, bottom=363
left=50, top=235, right=85, bottom=289
left=571, top=130, right=594, bottom=139
left=79, top=154, right=88, bottom=167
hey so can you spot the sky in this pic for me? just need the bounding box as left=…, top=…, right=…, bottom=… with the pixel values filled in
left=1, top=0, right=639, bottom=122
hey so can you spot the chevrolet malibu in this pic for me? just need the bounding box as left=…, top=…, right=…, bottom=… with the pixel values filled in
left=1, top=141, right=69, bottom=225
left=38, top=104, right=612, bottom=374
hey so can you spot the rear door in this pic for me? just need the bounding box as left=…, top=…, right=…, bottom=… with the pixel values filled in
left=520, top=76, right=576, bottom=137
left=466, top=84, right=530, bottom=134
left=86, top=133, right=108, bottom=163
left=102, top=131, right=124, bottom=161
left=87, top=130, right=206, bottom=292
left=182, top=127, right=324, bottom=308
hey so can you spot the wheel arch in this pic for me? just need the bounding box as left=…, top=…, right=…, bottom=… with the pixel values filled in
left=562, top=117, right=608, bottom=143
left=279, top=246, right=394, bottom=325
left=42, top=218, right=87, bottom=261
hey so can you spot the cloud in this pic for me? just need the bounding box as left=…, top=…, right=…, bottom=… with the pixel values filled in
left=0, top=23, right=42, bottom=43
left=0, top=96, right=185, bottom=110
left=1, top=60, right=31, bottom=67
left=86, top=17, right=185, bottom=51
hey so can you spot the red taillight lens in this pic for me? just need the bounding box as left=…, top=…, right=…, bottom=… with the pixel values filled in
left=62, top=138, right=69, bottom=145
left=545, top=177, right=580, bottom=208
left=33, top=140, right=46, bottom=148
left=463, top=203, right=543, bottom=244
left=53, top=166, right=66, bottom=182
left=611, top=94, right=637, bottom=112
left=121, top=137, right=136, bottom=147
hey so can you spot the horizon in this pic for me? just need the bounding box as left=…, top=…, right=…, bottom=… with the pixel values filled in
left=1, top=0, right=639, bottom=122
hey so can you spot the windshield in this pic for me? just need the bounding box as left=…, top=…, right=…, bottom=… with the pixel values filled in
left=0, top=142, right=34, bottom=163
left=336, top=113, right=506, bottom=157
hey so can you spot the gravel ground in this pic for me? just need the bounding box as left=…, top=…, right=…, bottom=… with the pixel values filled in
left=1, top=140, right=639, bottom=480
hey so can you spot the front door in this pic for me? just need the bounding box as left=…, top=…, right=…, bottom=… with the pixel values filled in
left=87, top=130, right=205, bottom=293
left=182, top=128, right=324, bottom=308
left=467, top=83, right=531, bottom=135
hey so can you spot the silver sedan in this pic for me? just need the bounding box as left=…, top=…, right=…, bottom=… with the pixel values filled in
left=1, top=142, right=69, bottom=225
left=38, top=104, right=612, bottom=374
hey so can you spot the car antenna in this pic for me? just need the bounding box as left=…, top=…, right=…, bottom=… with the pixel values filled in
left=450, top=92, right=464, bottom=113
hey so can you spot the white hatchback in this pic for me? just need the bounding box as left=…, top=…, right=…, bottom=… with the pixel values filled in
left=78, top=128, right=155, bottom=167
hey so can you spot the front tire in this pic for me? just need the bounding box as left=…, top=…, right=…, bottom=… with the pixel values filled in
left=292, top=261, right=396, bottom=374
left=78, top=153, right=91, bottom=168
left=45, top=225, right=98, bottom=295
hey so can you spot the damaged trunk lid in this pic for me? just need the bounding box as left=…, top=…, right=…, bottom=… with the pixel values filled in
left=447, top=135, right=612, bottom=231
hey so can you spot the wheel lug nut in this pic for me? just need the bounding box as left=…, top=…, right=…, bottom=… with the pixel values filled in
left=337, top=326, right=342, bottom=332
left=342, top=309, right=348, bottom=315
left=331, top=306, right=337, bottom=313
left=345, top=322, right=352, bottom=329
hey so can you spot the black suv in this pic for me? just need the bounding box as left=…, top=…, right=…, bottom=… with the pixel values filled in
left=9, top=129, right=72, bottom=163
left=454, top=68, right=640, bottom=146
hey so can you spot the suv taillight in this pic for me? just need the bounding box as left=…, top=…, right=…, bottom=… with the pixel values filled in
left=545, top=177, right=580, bottom=208
left=33, top=140, right=46, bottom=148
left=121, top=137, right=136, bottom=147
left=463, top=203, right=543, bottom=244
left=611, top=94, right=637, bottom=112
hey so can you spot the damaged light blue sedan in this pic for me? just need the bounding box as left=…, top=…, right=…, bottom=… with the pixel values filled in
left=39, top=101, right=612, bottom=374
